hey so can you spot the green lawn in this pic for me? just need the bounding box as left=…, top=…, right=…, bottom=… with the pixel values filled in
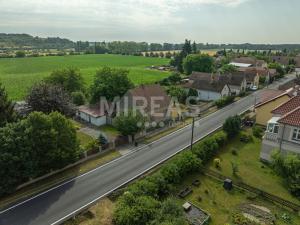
left=181, top=175, right=300, bottom=225
left=208, top=129, right=300, bottom=205
left=0, top=54, right=170, bottom=100
left=77, top=131, right=94, bottom=147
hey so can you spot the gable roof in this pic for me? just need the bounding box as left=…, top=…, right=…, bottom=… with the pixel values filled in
left=186, top=79, right=227, bottom=93
left=231, top=57, right=266, bottom=67
left=271, top=56, right=290, bottom=65
left=221, top=73, right=246, bottom=86
left=125, top=84, right=171, bottom=117
left=189, top=71, right=246, bottom=87
left=255, top=89, right=287, bottom=107
left=278, top=106, right=300, bottom=127
left=272, top=95, right=300, bottom=115
left=78, top=104, right=105, bottom=118
left=189, top=72, right=212, bottom=81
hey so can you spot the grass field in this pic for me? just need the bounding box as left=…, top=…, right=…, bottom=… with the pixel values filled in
left=0, top=54, right=170, bottom=100
left=183, top=175, right=300, bottom=225
left=208, top=129, right=300, bottom=205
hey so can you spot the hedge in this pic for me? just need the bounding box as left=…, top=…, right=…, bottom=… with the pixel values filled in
left=113, top=131, right=228, bottom=225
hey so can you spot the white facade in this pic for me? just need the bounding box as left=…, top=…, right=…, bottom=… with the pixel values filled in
left=196, top=85, right=230, bottom=101
left=261, top=118, right=300, bottom=161
left=77, top=111, right=107, bottom=126
left=197, top=90, right=221, bottom=101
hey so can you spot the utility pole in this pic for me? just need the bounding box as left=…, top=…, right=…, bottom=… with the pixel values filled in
left=190, top=117, right=195, bottom=150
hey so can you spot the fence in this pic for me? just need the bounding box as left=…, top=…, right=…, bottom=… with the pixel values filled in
left=204, top=169, right=300, bottom=212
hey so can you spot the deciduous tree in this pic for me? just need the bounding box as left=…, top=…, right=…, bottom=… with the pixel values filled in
left=90, top=67, right=134, bottom=103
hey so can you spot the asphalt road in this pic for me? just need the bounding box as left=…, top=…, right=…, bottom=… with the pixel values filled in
left=0, top=74, right=295, bottom=225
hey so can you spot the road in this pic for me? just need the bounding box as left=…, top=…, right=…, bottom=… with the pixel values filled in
left=0, top=74, right=295, bottom=225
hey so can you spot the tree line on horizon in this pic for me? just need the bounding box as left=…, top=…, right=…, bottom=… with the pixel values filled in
left=1, top=33, right=300, bottom=54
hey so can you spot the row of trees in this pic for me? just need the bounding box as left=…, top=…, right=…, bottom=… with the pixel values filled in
left=113, top=127, right=230, bottom=225
left=0, top=83, right=82, bottom=196
left=0, top=111, right=80, bottom=195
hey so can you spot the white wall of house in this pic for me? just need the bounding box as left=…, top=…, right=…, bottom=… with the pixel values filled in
left=77, top=111, right=107, bottom=126
left=229, top=85, right=241, bottom=95
left=221, top=85, right=231, bottom=97
left=197, top=89, right=221, bottom=101
left=261, top=122, right=300, bottom=161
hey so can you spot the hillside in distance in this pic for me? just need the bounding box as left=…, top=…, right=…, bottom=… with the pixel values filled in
left=0, top=33, right=75, bottom=49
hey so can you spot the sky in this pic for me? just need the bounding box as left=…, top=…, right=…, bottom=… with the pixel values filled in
left=0, top=0, right=299, bottom=44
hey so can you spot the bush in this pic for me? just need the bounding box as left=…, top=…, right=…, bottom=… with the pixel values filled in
left=253, top=125, right=263, bottom=138
left=214, top=158, right=221, bottom=168
left=223, top=115, right=242, bottom=138
left=15, top=51, right=25, bottom=58
left=240, top=132, right=253, bottom=143
left=215, top=96, right=235, bottom=108
left=71, top=91, right=86, bottom=106
left=231, top=148, right=238, bottom=156
left=271, top=151, right=300, bottom=197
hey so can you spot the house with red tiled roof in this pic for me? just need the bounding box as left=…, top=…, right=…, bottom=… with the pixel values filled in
left=120, top=84, right=172, bottom=122
left=255, top=88, right=295, bottom=126
left=261, top=95, right=300, bottom=161
left=77, top=84, right=172, bottom=126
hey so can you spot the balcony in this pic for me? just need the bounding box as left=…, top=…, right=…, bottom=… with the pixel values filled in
left=263, top=132, right=279, bottom=142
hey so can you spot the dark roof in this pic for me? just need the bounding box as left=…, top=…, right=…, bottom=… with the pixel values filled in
left=189, top=72, right=212, bottom=81
left=272, top=96, right=300, bottom=115
left=125, top=84, right=171, bottom=120
left=271, top=56, right=290, bottom=65
left=187, top=79, right=227, bottom=93
left=220, top=73, right=246, bottom=86
left=78, top=104, right=105, bottom=118
left=232, top=57, right=266, bottom=67
left=278, top=107, right=300, bottom=127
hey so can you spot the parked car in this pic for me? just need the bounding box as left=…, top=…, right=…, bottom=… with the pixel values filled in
left=250, top=86, right=258, bottom=91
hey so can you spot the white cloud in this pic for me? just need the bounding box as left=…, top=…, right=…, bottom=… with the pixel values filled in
left=0, top=0, right=250, bottom=41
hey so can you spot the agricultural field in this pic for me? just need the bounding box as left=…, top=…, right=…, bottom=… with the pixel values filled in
left=0, top=54, right=170, bottom=100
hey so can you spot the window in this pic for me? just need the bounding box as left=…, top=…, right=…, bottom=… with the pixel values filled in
left=267, top=123, right=279, bottom=134
left=292, top=128, right=300, bottom=142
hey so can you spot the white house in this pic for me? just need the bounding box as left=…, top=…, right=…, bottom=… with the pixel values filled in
left=184, top=78, right=231, bottom=101
left=77, top=105, right=109, bottom=126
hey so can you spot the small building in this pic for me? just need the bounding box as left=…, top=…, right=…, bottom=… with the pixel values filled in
left=261, top=96, right=300, bottom=161
left=237, top=67, right=273, bottom=87
left=184, top=71, right=247, bottom=100
left=77, top=104, right=109, bottom=127
left=184, top=79, right=230, bottom=101
left=183, top=202, right=210, bottom=225
left=231, top=57, right=267, bottom=68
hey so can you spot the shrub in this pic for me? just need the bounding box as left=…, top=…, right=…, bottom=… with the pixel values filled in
left=231, top=148, right=238, bottom=156
left=214, top=158, right=221, bottom=168
left=71, top=91, right=86, bottom=106
left=215, top=96, right=235, bottom=108
left=15, top=51, right=25, bottom=58
left=240, top=132, right=253, bottom=143
left=271, top=151, right=300, bottom=197
left=223, top=115, right=242, bottom=138
left=253, top=125, right=263, bottom=138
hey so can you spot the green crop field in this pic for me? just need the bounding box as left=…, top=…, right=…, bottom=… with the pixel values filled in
left=0, top=54, right=170, bottom=100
